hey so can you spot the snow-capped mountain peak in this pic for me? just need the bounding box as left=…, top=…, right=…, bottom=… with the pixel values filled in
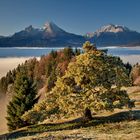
left=84, top=24, right=140, bottom=47
left=25, top=25, right=35, bottom=32
left=85, top=24, right=132, bottom=38
left=43, top=22, right=65, bottom=36
left=97, top=24, right=130, bottom=33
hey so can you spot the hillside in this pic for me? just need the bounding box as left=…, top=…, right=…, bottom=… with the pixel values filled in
left=0, top=42, right=140, bottom=140
left=0, top=47, right=81, bottom=134
left=0, top=86, right=140, bottom=139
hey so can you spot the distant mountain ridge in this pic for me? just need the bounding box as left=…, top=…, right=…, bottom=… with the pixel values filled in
left=0, top=22, right=85, bottom=47
left=85, top=24, right=140, bottom=47
left=0, top=36, right=4, bottom=38
left=0, top=22, right=140, bottom=47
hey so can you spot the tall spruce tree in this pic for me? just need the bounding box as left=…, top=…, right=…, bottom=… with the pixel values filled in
left=6, top=72, right=39, bottom=131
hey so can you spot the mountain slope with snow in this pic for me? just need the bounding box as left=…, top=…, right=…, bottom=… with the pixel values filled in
left=0, top=22, right=85, bottom=47
left=86, top=24, right=140, bottom=46
left=0, top=23, right=140, bottom=47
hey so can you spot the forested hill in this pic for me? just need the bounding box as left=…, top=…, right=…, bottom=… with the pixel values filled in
left=0, top=47, right=81, bottom=94
left=0, top=41, right=135, bottom=131
left=1, top=41, right=140, bottom=134
left=0, top=43, right=137, bottom=97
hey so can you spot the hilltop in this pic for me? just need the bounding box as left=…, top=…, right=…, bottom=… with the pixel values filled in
left=0, top=42, right=140, bottom=139
left=1, top=86, right=140, bottom=139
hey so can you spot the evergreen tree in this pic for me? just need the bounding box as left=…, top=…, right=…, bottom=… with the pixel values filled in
left=74, top=47, right=81, bottom=56
left=0, top=77, right=8, bottom=93
left=63, top=47, right=74, bottom=60
left=50, top=50, right=58, bottom=58
left=46, top=69, right=57, bottom=92
left=6, top=72, right=39, bottom=131
left=124, top=62, right=132, bottom=76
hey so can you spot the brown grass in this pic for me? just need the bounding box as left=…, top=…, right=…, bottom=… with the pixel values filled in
left=1, top=86, right=140, bottom=139
left=16, top=120, right=140, bottom=140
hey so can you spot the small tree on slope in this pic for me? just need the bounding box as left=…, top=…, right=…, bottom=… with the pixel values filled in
left=6, top=72, right=39, bottom=131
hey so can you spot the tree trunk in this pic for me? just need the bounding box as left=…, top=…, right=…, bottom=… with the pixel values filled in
left=83, top=108, right=92, bottom=121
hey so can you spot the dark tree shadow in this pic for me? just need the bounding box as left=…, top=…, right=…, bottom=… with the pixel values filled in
left=1, top=110, right=140, bottom=140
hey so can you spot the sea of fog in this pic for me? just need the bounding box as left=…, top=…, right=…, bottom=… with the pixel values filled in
left=0, top=47, right=64, bottom=57
left=1, top=46, right=140, bottom=57
left=0, top=46, right=140, bottom=78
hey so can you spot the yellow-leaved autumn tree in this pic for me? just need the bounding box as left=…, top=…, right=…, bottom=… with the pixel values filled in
left=50, top=41, right=131, bottom=119
left=22, top=41, right=131, bottom=123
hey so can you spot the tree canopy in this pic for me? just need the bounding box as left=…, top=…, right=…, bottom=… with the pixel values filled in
left=22, top=42, right=132, bottom=123
left=50, top=42, right=131, bottom=117
left=6, top=72, right=38, bottom=131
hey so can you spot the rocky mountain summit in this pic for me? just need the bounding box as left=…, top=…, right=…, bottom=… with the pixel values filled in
left=85, top=24, right=140, bottom=46
left=0, top=23, right=140, bottom=47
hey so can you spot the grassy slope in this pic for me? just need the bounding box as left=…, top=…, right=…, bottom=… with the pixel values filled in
left=17, top=121, right=140, bottom=140
left=0, top=86, right=140, bottom=140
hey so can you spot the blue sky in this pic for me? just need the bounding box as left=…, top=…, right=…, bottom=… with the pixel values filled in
left=0, top=0, right=140, bottom=36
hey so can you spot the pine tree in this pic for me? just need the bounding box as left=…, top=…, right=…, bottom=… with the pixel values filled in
left=63, top=47, right=74, bottom=60
left=6, top=72, right=39, bottom=131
